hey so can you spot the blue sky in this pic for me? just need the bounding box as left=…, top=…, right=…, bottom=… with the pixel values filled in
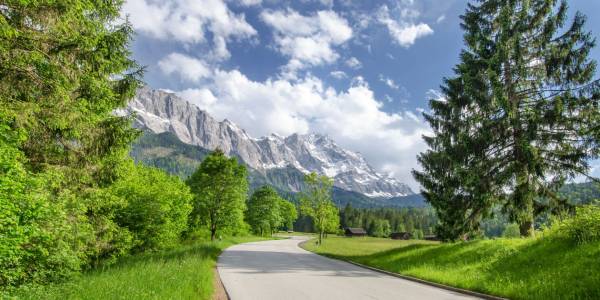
left=123, top=0, right=600, bottom=191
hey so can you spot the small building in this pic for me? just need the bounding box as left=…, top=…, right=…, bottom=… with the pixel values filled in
left=389, top=232, right=412, bottom=240
left=425, top=235, right=439, bottom=241
left=345, top=228, right=367, bottom=238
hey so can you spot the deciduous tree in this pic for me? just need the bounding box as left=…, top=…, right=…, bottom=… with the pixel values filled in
left=299, top=172, right=337, bottom=245
left=186, top=148, right=248, bottom=241
left=245, top=185, right=280, bottom=237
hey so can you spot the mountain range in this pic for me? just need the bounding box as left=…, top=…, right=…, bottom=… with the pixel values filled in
left=117, top=87, right=425, bottom=208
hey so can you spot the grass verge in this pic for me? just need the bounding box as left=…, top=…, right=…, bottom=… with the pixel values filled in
left=10, top=237, right=283, bottom=300
left=301, top=236, right=600, bottom=300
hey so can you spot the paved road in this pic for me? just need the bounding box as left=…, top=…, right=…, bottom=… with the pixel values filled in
left=217, top=236, right=481, bottom=300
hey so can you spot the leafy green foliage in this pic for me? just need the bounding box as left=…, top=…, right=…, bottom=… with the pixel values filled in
left=558, top=182, right=600, bottom=205
left=186, top=148, right=248, bottom=241
left=112, top=162, right=193, bottom=253
left=338, top=203, right=438, bottom=238
left=1, top=0, right=148, bottom=289
left=279, top=197, right=298, bottom=231
left=413, top=0, right=600, bottom=239
left=543, top=201, right=600, bottom=245
left=0, top=123, right=88, bottom=288
left=299, top=172, right=338, bottom=245
left=502, top=224, right=521, bottom=238
left=245, top=186, right=281, bottom=237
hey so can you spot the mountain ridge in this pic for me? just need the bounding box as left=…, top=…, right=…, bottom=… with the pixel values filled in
left=117, top=87, right=414, bottom=198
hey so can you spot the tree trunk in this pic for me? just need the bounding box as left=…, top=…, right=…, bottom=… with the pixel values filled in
left=519, top=219, right=535, bottom=237
left=319, top=231, right=322, bottom=245
left=211, top=229, right=216, bottom=241
left=271, top=228, right=274, bottom=237
left=260, top=227, right=263, bottom=238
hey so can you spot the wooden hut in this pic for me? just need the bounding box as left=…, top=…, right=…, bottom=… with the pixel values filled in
left=425, top=235, right=439, bottom=241
left=345, top=228, right=367, bottom=238
left=389, top=232, right=412, bottom=240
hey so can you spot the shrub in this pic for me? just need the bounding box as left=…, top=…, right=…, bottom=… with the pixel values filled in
left=544, top=200, right=600, bottom=245
left=0, top=124, right=87, bottom=288
left=112, top=162, right=193, bottom=253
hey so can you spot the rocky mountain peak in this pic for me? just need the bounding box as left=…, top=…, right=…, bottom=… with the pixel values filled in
left=120, top=87, right=414, bottom=198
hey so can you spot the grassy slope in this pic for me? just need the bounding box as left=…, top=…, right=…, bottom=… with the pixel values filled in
left=302, top=236, right=600, bottom=300
left=12, top=237, right=282, bottom=300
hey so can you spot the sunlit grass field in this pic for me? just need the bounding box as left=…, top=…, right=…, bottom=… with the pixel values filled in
left=274, top=231, right=318, bottom=237
left=11, top=237, right=282, bottom=300
left=302, top=236, right=600, bottom=300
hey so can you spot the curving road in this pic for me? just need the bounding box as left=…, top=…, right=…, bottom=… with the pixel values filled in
left=217, top=236, right=481, bottom=300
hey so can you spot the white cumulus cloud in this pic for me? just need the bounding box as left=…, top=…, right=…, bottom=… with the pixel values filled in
left=330, top=71, right=349, bottom=79
left=346, top=57, right=363, bottom=69
left=260, top=9, right=353, bottom=77
left=176, top=69, right=431, bottom=190
left=379, top=74, right=399, bottom=90
left=157, top=53, right=212, bottom=82
left=123, top=0, right=257, bottom=60
left=376, top=5, right=433, bottom=48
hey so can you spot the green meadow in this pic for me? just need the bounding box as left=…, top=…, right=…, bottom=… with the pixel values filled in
left=302, top=236, right=600, bottom=300
left=10, top=237, right=282, bottom=300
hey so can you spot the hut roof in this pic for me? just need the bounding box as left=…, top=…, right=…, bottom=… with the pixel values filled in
left=389, top=232, right=411, bottom=238
left=346, top=228, right=367, bottom=234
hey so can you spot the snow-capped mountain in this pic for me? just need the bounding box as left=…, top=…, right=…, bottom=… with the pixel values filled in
left=116, top=87, right=414, bottom=198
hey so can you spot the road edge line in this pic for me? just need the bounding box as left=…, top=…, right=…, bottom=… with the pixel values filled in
left=343, top=261, right=509, bottom=300
left=296, top=241, right=508, bottom=300
left=215, top=250, right=231, bottom=300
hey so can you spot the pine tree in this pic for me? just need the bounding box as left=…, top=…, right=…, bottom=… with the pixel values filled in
left=413, top=0, right=600, bottom=239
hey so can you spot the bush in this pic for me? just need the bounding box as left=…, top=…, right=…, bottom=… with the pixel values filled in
left=544, top=200, right=600, bottom=245
left=0, top=124, right=87, bottom=288
left=112, top=163, right=193, bottom=253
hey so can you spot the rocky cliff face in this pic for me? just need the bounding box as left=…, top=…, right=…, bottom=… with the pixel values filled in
left=116, top=87, right=414, bottom=198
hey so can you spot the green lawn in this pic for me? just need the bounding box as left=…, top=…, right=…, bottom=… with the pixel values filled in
left=10, top=237, right=283, bottom=300
left=302, top=236, right=600, bottom=300
left=274, top=231, right=318, bottom=237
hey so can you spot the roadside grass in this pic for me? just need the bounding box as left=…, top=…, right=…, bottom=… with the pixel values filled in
left=302, top=237, right=600, bottom=300
left=11, top=237, right=283, bottom=300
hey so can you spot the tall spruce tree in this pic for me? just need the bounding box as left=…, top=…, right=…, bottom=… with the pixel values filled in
left=1, top=0, right=146, bottom=285
left=413, top=0, right=600, bottom=239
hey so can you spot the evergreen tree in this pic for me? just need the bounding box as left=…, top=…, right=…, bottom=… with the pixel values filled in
left=186, top=148, right=248, bottom=241
left=413, top=0, right=600, bottom=239
left=1, top=0, right=145, bottom=286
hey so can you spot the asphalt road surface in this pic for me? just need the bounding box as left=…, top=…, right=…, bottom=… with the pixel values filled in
left=217, top=236, right=481, bottom=300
